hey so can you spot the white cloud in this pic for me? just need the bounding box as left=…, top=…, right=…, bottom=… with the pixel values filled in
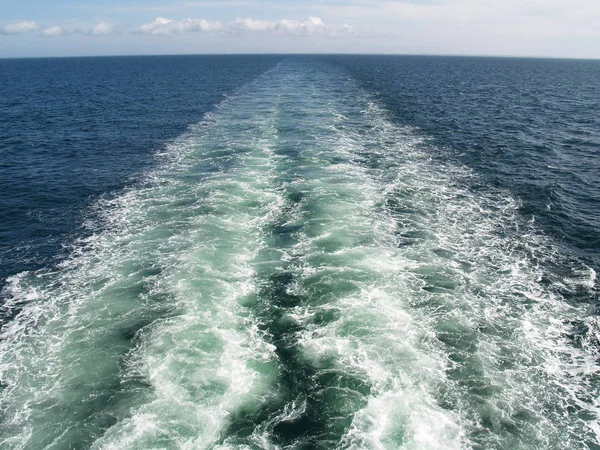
left=90, top=23, right=116, bottom=36
left=138, top=17, right=224, bottom=35
left=41, top=26, right=65, bottom=37
left=1, top=15, right=366, bottom=41
left=2, top=20, right=41, bottom=35
left=137, top=16, right=361, bottom=38
left=229, top=16, right=327, bottom=35
left=228, top=18, right=272, bottom=32
left=1, top=20, right=119, bottom=38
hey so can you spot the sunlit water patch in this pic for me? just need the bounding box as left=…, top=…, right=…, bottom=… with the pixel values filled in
left=1, top=60, right=598, bottom=449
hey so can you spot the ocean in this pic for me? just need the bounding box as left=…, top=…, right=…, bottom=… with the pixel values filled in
left=0, top=55, right=599, bottom=449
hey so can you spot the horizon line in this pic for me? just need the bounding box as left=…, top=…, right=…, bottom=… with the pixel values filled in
left=1, top=52, right=600, bottom=62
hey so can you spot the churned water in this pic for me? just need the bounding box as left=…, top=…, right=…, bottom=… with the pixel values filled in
left=1, top=56, right=599, bottom=449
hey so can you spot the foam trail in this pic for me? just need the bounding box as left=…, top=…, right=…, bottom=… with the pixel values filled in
left=0, top=69, right=285, bottom=449
left=93, top=77, right=288, bottom=448
left=216, top=63, right=467, bottom=448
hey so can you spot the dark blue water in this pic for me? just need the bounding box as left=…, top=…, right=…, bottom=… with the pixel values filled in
left=326, top=56, right=600, bottom=267
left=0, top=55, right=283, bottom=281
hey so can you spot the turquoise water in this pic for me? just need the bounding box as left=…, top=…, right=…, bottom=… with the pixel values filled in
left=1, top=60, right=599, bottom=449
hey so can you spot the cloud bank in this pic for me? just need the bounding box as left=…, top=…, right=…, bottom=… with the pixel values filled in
left=1, top=20, right=41, bottom=35
left=138, top=17, right=224, bottom=35
left=136, top=16, right=360, bottom=37
left=1, top=20, right=118, bottom=37
left=1, top=17, right=363, bottom=39
left=41, top=26, right=65, bottom=37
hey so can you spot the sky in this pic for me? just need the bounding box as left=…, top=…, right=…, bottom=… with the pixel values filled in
left=1, top=0, right=599, bottom=59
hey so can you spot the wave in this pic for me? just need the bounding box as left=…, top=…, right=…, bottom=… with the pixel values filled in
left=1, top=60, right=598, bottom=449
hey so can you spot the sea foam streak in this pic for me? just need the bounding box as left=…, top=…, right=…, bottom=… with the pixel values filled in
left=1, top=61, right=598, bottom=449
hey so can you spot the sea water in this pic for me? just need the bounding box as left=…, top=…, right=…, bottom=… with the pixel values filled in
left=1, top=56, right=599, bottom=449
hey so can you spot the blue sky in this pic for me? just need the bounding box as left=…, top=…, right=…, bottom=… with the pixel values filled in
left=1, top=0, right=599, bottom=58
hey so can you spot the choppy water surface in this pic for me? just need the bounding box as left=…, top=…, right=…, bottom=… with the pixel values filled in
left=1, top=57, right=599, bottom=449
